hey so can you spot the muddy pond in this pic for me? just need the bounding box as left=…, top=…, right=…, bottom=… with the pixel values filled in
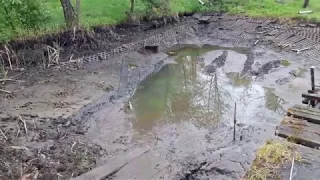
left=129, top=45, right=284, bottom=135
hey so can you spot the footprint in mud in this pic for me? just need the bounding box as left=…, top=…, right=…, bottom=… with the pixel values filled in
left=252, top=60, right=281, bottom=76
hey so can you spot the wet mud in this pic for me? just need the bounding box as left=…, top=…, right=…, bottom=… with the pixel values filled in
left=1, top=14, right=320, bottom=179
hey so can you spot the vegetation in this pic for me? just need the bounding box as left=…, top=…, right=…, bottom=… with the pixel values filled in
left=245, top=139, right=301, bottom=180
left=0, top=0, right=320, bottom=42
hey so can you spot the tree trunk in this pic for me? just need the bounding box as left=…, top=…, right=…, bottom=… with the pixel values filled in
left=303, top=0, right=309, bottom=8
left=130, top=0, right=135, bottom=13
left=60, top=0, right=76, bottom=28
left=75, top=0, right=81, bottom=25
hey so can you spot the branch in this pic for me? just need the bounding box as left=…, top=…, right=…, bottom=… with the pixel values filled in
left=0, top=89, right=11, bottom=94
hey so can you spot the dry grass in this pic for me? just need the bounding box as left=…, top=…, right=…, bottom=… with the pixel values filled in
left=245, top=139, right=301, bottom=180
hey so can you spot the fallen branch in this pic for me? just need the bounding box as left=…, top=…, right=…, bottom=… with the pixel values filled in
left=298, top=10, right=312, bottom=14
left=291, top=47, right=311, bottom=54
left=0, top=89, right=11, bottom=94
left=0, top=128, right=8, bottom=140
left=19, top=116, right=28, bottom=135
left=0, top=79, right=25, bottom=83
left=9, top=146, right=28, bottom=150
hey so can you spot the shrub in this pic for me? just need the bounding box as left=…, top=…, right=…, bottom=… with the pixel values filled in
left=0, top=0, right=49, bottom=30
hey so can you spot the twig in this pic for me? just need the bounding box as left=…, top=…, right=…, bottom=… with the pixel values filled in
left=71, top=142, right=77, bottom=153
left=0, top=88, right=11, bottom=94
left=4, top=45, right=12, bottom=70
left=16, top=124, right=21, bottom=138
left=0, top=79, right=25, bottom=83
left=9, top=146, right=28, bottom=150
left=278, top=43, right=292, bottom=48
left=19, top=116, right=28, bottom=135
left=292, top=47, right=311, bottom=54
left=0, top=128, right=8, bottom=140
left=289, top=156, right=295, bottom=180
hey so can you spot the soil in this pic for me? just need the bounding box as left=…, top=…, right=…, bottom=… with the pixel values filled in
left=1, top=13, right=320, bottom=180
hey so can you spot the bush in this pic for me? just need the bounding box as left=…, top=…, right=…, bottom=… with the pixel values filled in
left=0, top=0, right=49, bottom=30
left=141, top=0, right=171, bottom=19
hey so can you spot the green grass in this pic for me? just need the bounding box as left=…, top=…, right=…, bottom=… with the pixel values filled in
left=228, top=0, right=320, bottom=21
left=0, top=0, right=320, bottom=42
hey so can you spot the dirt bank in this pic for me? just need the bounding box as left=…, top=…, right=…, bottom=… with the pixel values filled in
left=1, top=14, right=320, bottom=180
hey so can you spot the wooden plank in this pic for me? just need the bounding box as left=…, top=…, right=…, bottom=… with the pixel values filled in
left=276, top=116, right=320, bottom=148
left=278, top=143, right=320, bottom=180
left=71, top=146, right=150, bottom=180
left=302, top=93, right=320, bottom=101
left=287, top=105, right=320, bottom=124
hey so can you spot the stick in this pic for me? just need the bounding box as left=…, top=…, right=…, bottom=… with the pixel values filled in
left=289, top=156, right=295, bottom=180
left=233, top=102, right=237, bottom=141
left=19, top=116, right=28, bottom=135
left=71, top=142, right=77, bottom=153
left=0, top=128, right=8, bottom=140
left=0, top=79, right=25, bottom=83
left=9, top=146, right=28, bottom=150
left=254, top=40, right=259, bottom=45
left=0, top=89, right=11, bottom=94
left=16, top=124, right=21, bottom=138
left=291, top=47, right=311, bottom=54
left=4, top=45, right=12, bottom=70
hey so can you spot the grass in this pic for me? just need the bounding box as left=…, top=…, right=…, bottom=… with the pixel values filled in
left=228, top=0, right=320, bottom=21
left=0, top=0, right=320, bottom=42
left=245, top=139, right=301, bottom=180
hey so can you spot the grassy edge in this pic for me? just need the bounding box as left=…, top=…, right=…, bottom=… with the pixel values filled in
left=244, top=139, right=301, bottom=180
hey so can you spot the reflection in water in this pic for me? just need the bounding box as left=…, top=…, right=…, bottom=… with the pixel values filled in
left=130, top=46, right=283, bottom=134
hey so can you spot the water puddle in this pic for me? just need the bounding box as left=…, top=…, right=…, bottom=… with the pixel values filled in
left=130, top=45, right=283, bottom=135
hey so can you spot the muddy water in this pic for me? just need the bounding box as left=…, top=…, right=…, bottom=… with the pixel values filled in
left=130, top=45, right=283, bottom=135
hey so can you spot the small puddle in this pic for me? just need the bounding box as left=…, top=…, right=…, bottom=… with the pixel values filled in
left=130, top=45, right=283, bottom=135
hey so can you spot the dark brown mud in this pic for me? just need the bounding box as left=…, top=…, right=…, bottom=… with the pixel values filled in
left=1, top=13, right=320, bottom=180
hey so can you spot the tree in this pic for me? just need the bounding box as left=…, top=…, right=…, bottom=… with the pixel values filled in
left=303, top=0, right=309, bottom=8
left=60, top=0, right=78, bottom=28
left=130, top=0, right=135, bottom=13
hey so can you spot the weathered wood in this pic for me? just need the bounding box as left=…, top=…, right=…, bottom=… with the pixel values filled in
left=276, top=116, right=320, bottom=148
left=287, top=105, right=320, bottom=124
left=278, top=143, right=320, bottom=180
left=302, top=93, right=320, bottom=101
left=71, top=146, right=150, bottom=180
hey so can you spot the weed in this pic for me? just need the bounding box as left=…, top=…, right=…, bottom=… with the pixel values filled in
left=280, top=60, right=290, bottom=67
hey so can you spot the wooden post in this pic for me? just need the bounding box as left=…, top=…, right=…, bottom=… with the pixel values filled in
left=311, top=66, right=315, bottom=92
left=233, top=102, right=236, bottom=141
left=310, top=66, right=316, bottom=107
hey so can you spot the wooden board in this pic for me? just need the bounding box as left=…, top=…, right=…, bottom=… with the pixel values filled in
left=71, top=146, right=149, bottom=180
left=278, top=143, right=320, bottom=180
left=302, top=93, right=320, bottom=101
left=276, top=116, right=320, bottom=148
left=287, top=104, right=320, bottom=124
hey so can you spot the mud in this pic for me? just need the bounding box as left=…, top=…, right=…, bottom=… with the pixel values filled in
left=1, top=14, right=320, bottom=179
